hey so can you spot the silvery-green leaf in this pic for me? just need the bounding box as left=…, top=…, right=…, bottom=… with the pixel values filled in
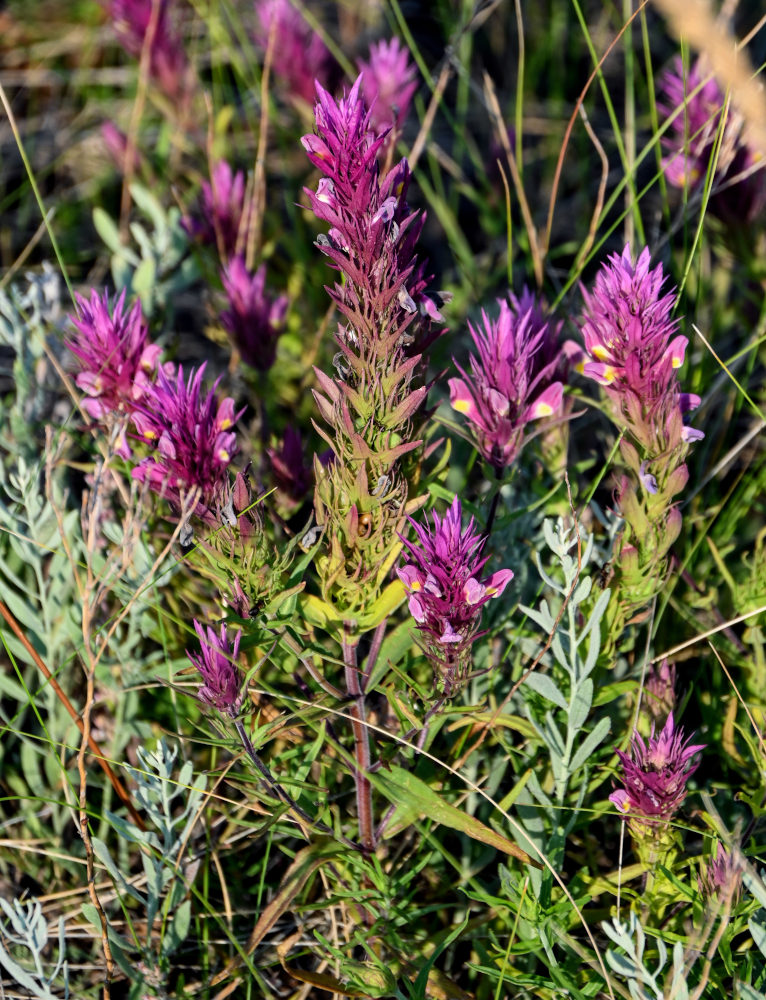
left=161, top=899, right=192, bottom=959
left=738, top=984, right=766, bottom=1000
left=744, top=870, right=766, bottom=909
left=569, top=677, right=593, bottom=731
left=130, top=182, right=167, bottom=233
left=550, top=631, right=569, bottom=672
left=523, top=672, right=569, bottom=711
left=569, top=716, right=611, bottom=775
left=543, top=711, right=566, bottom=758
left=749, top=909, right=766, bottom=959
left=132, top=256, right=156, bottom=314
left=572, top=574, right=592, bottom=605
left=93, top=207, right=133, bottom=258
left=92, top=837, right=146, bottom=905
left=519, top=601, right=555, bottom=633
left=606, top=951, right=639, bottom=978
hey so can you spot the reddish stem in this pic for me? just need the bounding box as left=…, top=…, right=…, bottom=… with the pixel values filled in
left=343, top=623, right=375, bottom=856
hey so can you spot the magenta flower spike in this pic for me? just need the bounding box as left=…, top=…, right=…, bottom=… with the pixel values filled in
left=358, top=38, right=418, bottom=136
left=580, top=245, right=702, bottom=451
left=699, top=842, right=741, bottom=900
left=220, top=256, right=287, bottom=371
left=131, top=363, right=243, bottom=520
left=449, top=290, right=565, bottom=470
left=254, top=0, right=335, bottom=105
left=659, top=56, right=766, bottom=224
left=186, top=620, right=243, bottom=716
left=659, top=56, right=727, bottom=191
left=65, top=289, right=162, bottom=451
left=182, top=160, right=247, bottom=261
left=101, top=121, right=140, bottom=174
left=397, top=496, right=513, bottom=687
left=109, top=0, right=188, bottom=98
left=302, top=75, right=443, bottom=351
left=609, top=712, right=705, bottom=823
left=267, top=426, right=312, bottom=509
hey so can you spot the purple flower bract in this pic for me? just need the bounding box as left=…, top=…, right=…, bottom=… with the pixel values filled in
left=609, top=712, right=705, bottom=822
left=449, top=290, right=564, bottom=469
left=186, top=620, right=243, bottom=715
left=131, top=363, right=242, bottom=519
left=397, top=496, right=513, bottom=685
left=182, top=160, right=247, bottom=261
left=579, top=245, right=702, bottom=451
left=358, top=38, right=418, bottom=136
left=220, top=256, right=287, bottom=371
left=66, top=288, right=161, bottom=423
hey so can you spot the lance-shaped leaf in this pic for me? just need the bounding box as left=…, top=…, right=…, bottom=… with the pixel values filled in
left=369, top=765, right=542, bottom=868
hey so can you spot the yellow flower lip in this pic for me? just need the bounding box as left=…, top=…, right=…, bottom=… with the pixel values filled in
left=452, top=399, right=471, bottom=414
left=592, top=344, right=610, bottom=361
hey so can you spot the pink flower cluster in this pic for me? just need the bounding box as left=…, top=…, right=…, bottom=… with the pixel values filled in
left=108, top=0, right=189, bottom=99
left=609, top=712, right=704, bottom=823
left=66, top=289, right=165, bottom=458
left=659, top=56, right=766, bottom=224
left=302, top=75, right=444, bottom=358
left=131, top=363, right=242, bottom=521
left=182, top=160, right=248, bottom=262
left=449, top=290, right=565, bottom=470
left=65, top=290, right=243, bottom=526
left=398, top=496, right=513, bottom=688
left=220, top=257, right=288, bottom=372
left=186, top=620, right=243, bottom=716
left=358, top=38, right=418, bottom=137
left=579, top=245, right=703, bottom=458
left=254, top=0, right=336, bottom=105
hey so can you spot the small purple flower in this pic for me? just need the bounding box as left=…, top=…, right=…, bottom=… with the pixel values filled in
left=638, top=461, right=659, bottom=495
left=659, top=56, right=766, bottom=224
left=65, top=289, right=161, bottom=441
left=101, top=122, right=138, bottom=174
left=448, top=291, right=564, bottom=470
left=186, top=620, right=243, bottom=715
left=698, top=842, right=741, bottom=900
left=109, top=0, right=188, bottom=99
left=659, top=56, right=726, bottom=191
left=609, top=712, right=705, bottom=822
left=357, top=38, right=418, bottom=137
left=580, top=245, right=703, bottom=451
left=220, top=256, right=287, bottom=371
left=182, top=160, right=247, bottom=261
left=397, top=496, right=513, bottom=687
left=644, top=658, right=676, bottom=722
left=267, top=426, right=312, bottom=510
left=254, top=0, right=336, bottom=105
left=131, top=363, right=242, bottom=519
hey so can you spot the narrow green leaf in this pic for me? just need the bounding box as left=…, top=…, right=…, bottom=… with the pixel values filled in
left=568, top=716, right=611, bottom=775
left=523, top=672, right=569, bottom=712
left=93, top=207, right=129, bottom=257
left=369, top=766, right=541, bottom=868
